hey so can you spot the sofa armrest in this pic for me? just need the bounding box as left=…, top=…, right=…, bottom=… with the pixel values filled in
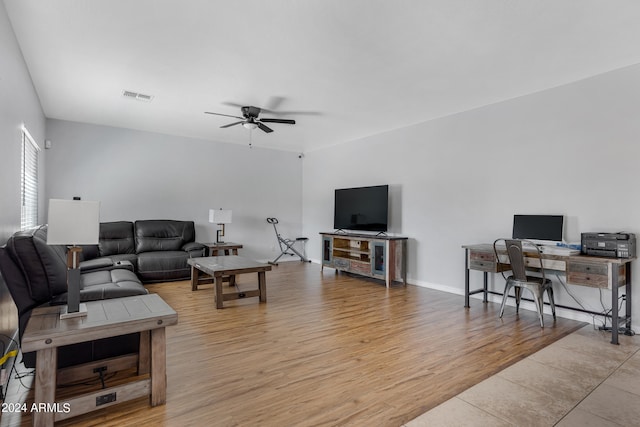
left=79, top=257, right=114, bottom=272
left=182, top=242, right=206, bottom=257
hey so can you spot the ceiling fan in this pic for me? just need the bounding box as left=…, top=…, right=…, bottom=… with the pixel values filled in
left=204, top=106, right=295, bottom=133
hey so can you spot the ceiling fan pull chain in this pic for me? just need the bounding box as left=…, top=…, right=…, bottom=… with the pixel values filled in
left=249, top=128, right=253, bottom=149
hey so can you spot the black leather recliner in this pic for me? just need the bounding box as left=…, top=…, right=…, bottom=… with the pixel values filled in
left=0, top=226, right=147, bottom=368
left=134, top=220, right=206, bottom=282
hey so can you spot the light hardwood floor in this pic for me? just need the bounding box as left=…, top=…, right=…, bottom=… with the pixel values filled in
left=2, top=262, right=584, bottom=426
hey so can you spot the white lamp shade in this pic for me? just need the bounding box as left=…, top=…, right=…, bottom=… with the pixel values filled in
left=209, top=209, right=232, bottom=224
left=46, top=199, right=100, bottom=245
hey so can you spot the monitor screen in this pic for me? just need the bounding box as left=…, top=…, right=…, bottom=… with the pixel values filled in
left=334, top=185, right=388, bottom=232
left=512, top=215, right=564, bottom=242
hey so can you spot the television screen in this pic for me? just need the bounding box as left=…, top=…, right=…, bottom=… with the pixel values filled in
left=512, top=215, right=564, bottom=242
left=334, top=185, right=388, bottom=232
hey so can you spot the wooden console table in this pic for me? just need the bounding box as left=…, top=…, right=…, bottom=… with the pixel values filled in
left=21, top=294, right=177, bottom=426
left=463, top=243, right=634, bottom=344
left=321, top=232, right=407, bottom=287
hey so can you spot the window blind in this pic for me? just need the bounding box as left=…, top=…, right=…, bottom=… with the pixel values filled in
left=21, top=127, right=40, bottom=230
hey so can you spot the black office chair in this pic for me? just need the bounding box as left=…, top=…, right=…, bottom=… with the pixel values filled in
left=493, top=238, right=556, bottom=328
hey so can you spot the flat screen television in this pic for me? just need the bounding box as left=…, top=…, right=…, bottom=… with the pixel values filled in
left=334, top=185, right=388, bottom=232
left=512, top=214, right=564, bottom=243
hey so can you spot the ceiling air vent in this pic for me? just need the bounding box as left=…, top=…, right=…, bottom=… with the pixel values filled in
left=122, top=90, right=154, bottom=102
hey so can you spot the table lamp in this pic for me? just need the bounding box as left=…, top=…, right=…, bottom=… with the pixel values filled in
left=209, top=209, right=232, bottom=244
left=46, top=199, right=100, bottom=319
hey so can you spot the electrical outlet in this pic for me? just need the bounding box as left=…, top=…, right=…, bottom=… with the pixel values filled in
left=96, top=392, right=116, bottom=406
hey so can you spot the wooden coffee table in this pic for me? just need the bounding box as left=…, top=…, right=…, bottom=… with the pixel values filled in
left=188, top=256, right=272, bottom=309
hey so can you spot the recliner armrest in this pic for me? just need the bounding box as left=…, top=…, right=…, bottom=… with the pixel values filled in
left=182, top=242, right=206, bottom=257
left=79, top=257, right=114, bottom=272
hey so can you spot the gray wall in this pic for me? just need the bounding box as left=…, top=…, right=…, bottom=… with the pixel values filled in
left=44, top=119, right=304, bottom=261
left=0, top=3, right=46, bottom=241
left=302, top=64, right=640, bottom=329
left=0, top=1, right=46, bottom=361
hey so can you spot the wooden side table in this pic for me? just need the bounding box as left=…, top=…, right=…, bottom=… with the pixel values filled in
left=21, top=294, right=177, bottom=426
left=203, top=242, right=243, bottom=256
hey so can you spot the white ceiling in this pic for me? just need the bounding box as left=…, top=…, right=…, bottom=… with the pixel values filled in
left=5, top=0, right=640, bottom=153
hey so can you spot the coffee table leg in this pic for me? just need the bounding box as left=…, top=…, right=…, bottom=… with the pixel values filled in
left=34, top=347, right=57, bottom=427
left=258, top=271, right=267, bottom=303
left=191, top=266, right=199, bottom=291
left=150, top=327, right=167, bottom=406
left=215, top=274, right=224, bottom=309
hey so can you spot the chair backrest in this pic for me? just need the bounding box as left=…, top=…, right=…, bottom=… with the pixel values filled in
left=493, top=238, right=546, bottom=282
left=505, top=239, right=527, bottom=281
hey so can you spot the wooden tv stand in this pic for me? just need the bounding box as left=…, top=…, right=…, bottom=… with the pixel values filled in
left=320, top=232, right=407, bottom=287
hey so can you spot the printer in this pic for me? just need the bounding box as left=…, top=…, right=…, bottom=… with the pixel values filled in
left=581, top=232, right=636, bottom=258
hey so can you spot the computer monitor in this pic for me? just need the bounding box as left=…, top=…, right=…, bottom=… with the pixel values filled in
left=512, top=215, right=564, bottom=244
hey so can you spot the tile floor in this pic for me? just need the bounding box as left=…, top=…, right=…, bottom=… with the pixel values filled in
left=406, top=325, right=640, bottom=426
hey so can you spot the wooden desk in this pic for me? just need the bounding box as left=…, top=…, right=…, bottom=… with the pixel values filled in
left=203, top=242, right=243, bottom=256
left=188, top=256, right=271, bottom=308
left=21, top=294, right=177, bottom=426
left=463, top=244, right=634, bottom=345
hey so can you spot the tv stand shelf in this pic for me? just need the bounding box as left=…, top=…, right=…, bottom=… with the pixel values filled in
left=320, top=232, right=407, bottom=287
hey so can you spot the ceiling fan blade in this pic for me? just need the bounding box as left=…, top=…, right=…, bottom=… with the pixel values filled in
left=257, top=122, right=273, bottom=133
left=222, top=101, right=320, bottom=117
left=205, top=111, right=244, bottom=120
left=220, top=121, right=244, bottom=128
left=265, top=96, right=285, bottom=112
left=222, top=101, right=246, bottom=109
left=260, top=118, right=296, bottom=125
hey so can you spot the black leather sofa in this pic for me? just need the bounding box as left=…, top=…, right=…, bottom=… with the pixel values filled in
left=99, top=220, right=206, bottom=283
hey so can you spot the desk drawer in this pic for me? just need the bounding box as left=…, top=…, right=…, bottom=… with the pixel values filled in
left=469, top=260, right=496, bottom=272
left=567, top=262, right=607, bottom=275
left=469, top=251, right=495, bottom=261
left=567, top=271, right=609, bottom=288
left=566, top=262, right=626, bottom=289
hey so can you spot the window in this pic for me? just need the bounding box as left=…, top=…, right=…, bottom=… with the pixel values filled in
left=20, top=126, right=40, bottom=230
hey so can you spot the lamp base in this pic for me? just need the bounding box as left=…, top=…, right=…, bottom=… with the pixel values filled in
left=60, top=303, right=88, bottom=319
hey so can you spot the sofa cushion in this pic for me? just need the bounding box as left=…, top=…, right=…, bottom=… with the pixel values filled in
left=99, top=221, right=135, bottom=256
left=137, top=251, right=191, bottom=282
left=135, top=220, right=196, bottom=253
left=49, top=268, right=147, bottom=304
